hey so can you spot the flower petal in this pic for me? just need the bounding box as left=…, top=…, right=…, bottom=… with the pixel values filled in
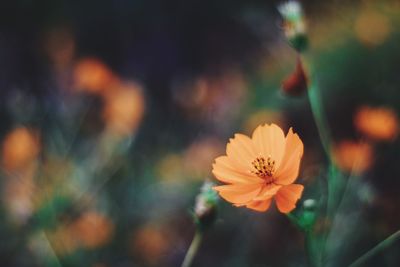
left=253, top=184, right=281, bottom=200
left=274, top=128, right=304, bottom=185
left=213, top=183, right=262, bottom=204
left=226, top=134, right=258, bottom=170
left=212, top=156, right=263, bottom=184
left=275, top=184, right=304, bottom=213
left=252, top=124, right=285, bottom=168
left=246, top=198, right=272, bottom=212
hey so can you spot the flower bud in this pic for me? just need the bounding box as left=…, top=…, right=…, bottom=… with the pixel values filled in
left=298, top=199, right=317, bottom=230
left=278, top=1, right=308, bottom=52
left=282, top=56, right=308, bottom=96
left=194, top=181, right=218, bottom=231
left=303, top=198, right=317, bottom=211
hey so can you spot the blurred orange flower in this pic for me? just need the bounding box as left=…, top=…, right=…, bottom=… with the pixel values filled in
left=131, top=224, right=170, bottom=266
left=2, top=127, right=40, bottom=172
left=102, top=82, right=145, bottom=136
left=73, top=58, right=118, bottom=94
left=71, top=211, right=114, bottom=249
left=1, top=127, right=40, bottom=223
left=333, top=140, right=373, bottom=174
left=44, top=211, right=114, bottom=255
left=354, top=106, right=398, bottom=141
left=212, top=124, right=304, bottom=213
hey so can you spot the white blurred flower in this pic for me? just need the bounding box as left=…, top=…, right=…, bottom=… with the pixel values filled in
left=278, top=1, right=308, bottom=52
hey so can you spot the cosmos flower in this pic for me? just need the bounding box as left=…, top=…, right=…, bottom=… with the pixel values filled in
left=212, top=124, right=304, bottom=213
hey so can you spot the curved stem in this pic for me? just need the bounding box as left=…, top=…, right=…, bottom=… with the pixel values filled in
left=307, top=81, right=332, bottom=158
left=181, top=230, right=203, bottom=267
left=348, top=229, right=400, bottom=267
left=304, top=59, right=337, bottom=266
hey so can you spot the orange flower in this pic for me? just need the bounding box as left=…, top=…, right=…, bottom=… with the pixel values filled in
left=354, top=106, right=398, bottom=141
left=212, top=124, right=304, bottom=213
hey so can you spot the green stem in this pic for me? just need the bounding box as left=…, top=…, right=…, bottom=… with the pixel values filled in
left=305, top=62, right=337, bottom=266
left=307, top=81, right=332, bottom=158
left=304, top=230, right=317, bottom=267
left=181, top=230, right=203, bottom=267
left=286, top=212, right=302, bottom=230
left=349, top=229, right=400, bottom=267
left=286, top=214, right=319, bottom=267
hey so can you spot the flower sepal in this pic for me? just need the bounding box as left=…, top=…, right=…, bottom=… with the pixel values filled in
left=288, top=34, right=308, bottom=53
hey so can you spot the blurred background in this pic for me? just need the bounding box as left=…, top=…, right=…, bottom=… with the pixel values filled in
left=0, top=0, right=400, bottom=266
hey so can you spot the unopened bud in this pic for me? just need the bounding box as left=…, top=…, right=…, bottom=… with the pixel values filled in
left=282, top=56, right=308, bottom=96
left=194, top=181, right=218, bottom=231
left=303, top=199, right=317, bottom=210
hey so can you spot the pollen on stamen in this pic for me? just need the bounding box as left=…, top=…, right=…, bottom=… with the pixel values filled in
left=251, top=155, right=276, bottom=183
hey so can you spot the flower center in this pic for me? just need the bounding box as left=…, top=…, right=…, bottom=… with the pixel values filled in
left=251, top=155, right=276, bottom=184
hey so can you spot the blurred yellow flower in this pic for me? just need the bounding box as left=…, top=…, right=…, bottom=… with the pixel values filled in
left=47, top=225, right=80, bottom=255
left=333, top=140, right=373, bottom=174
left=213, top=124, right=304, bottom=213
left=157, top=153, right=184, bottom=182
left=354, top=9, right=391, bottom=47
left=243, top=109, right=285, bottom=136
left=354, top=106, right=398, bottom=141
